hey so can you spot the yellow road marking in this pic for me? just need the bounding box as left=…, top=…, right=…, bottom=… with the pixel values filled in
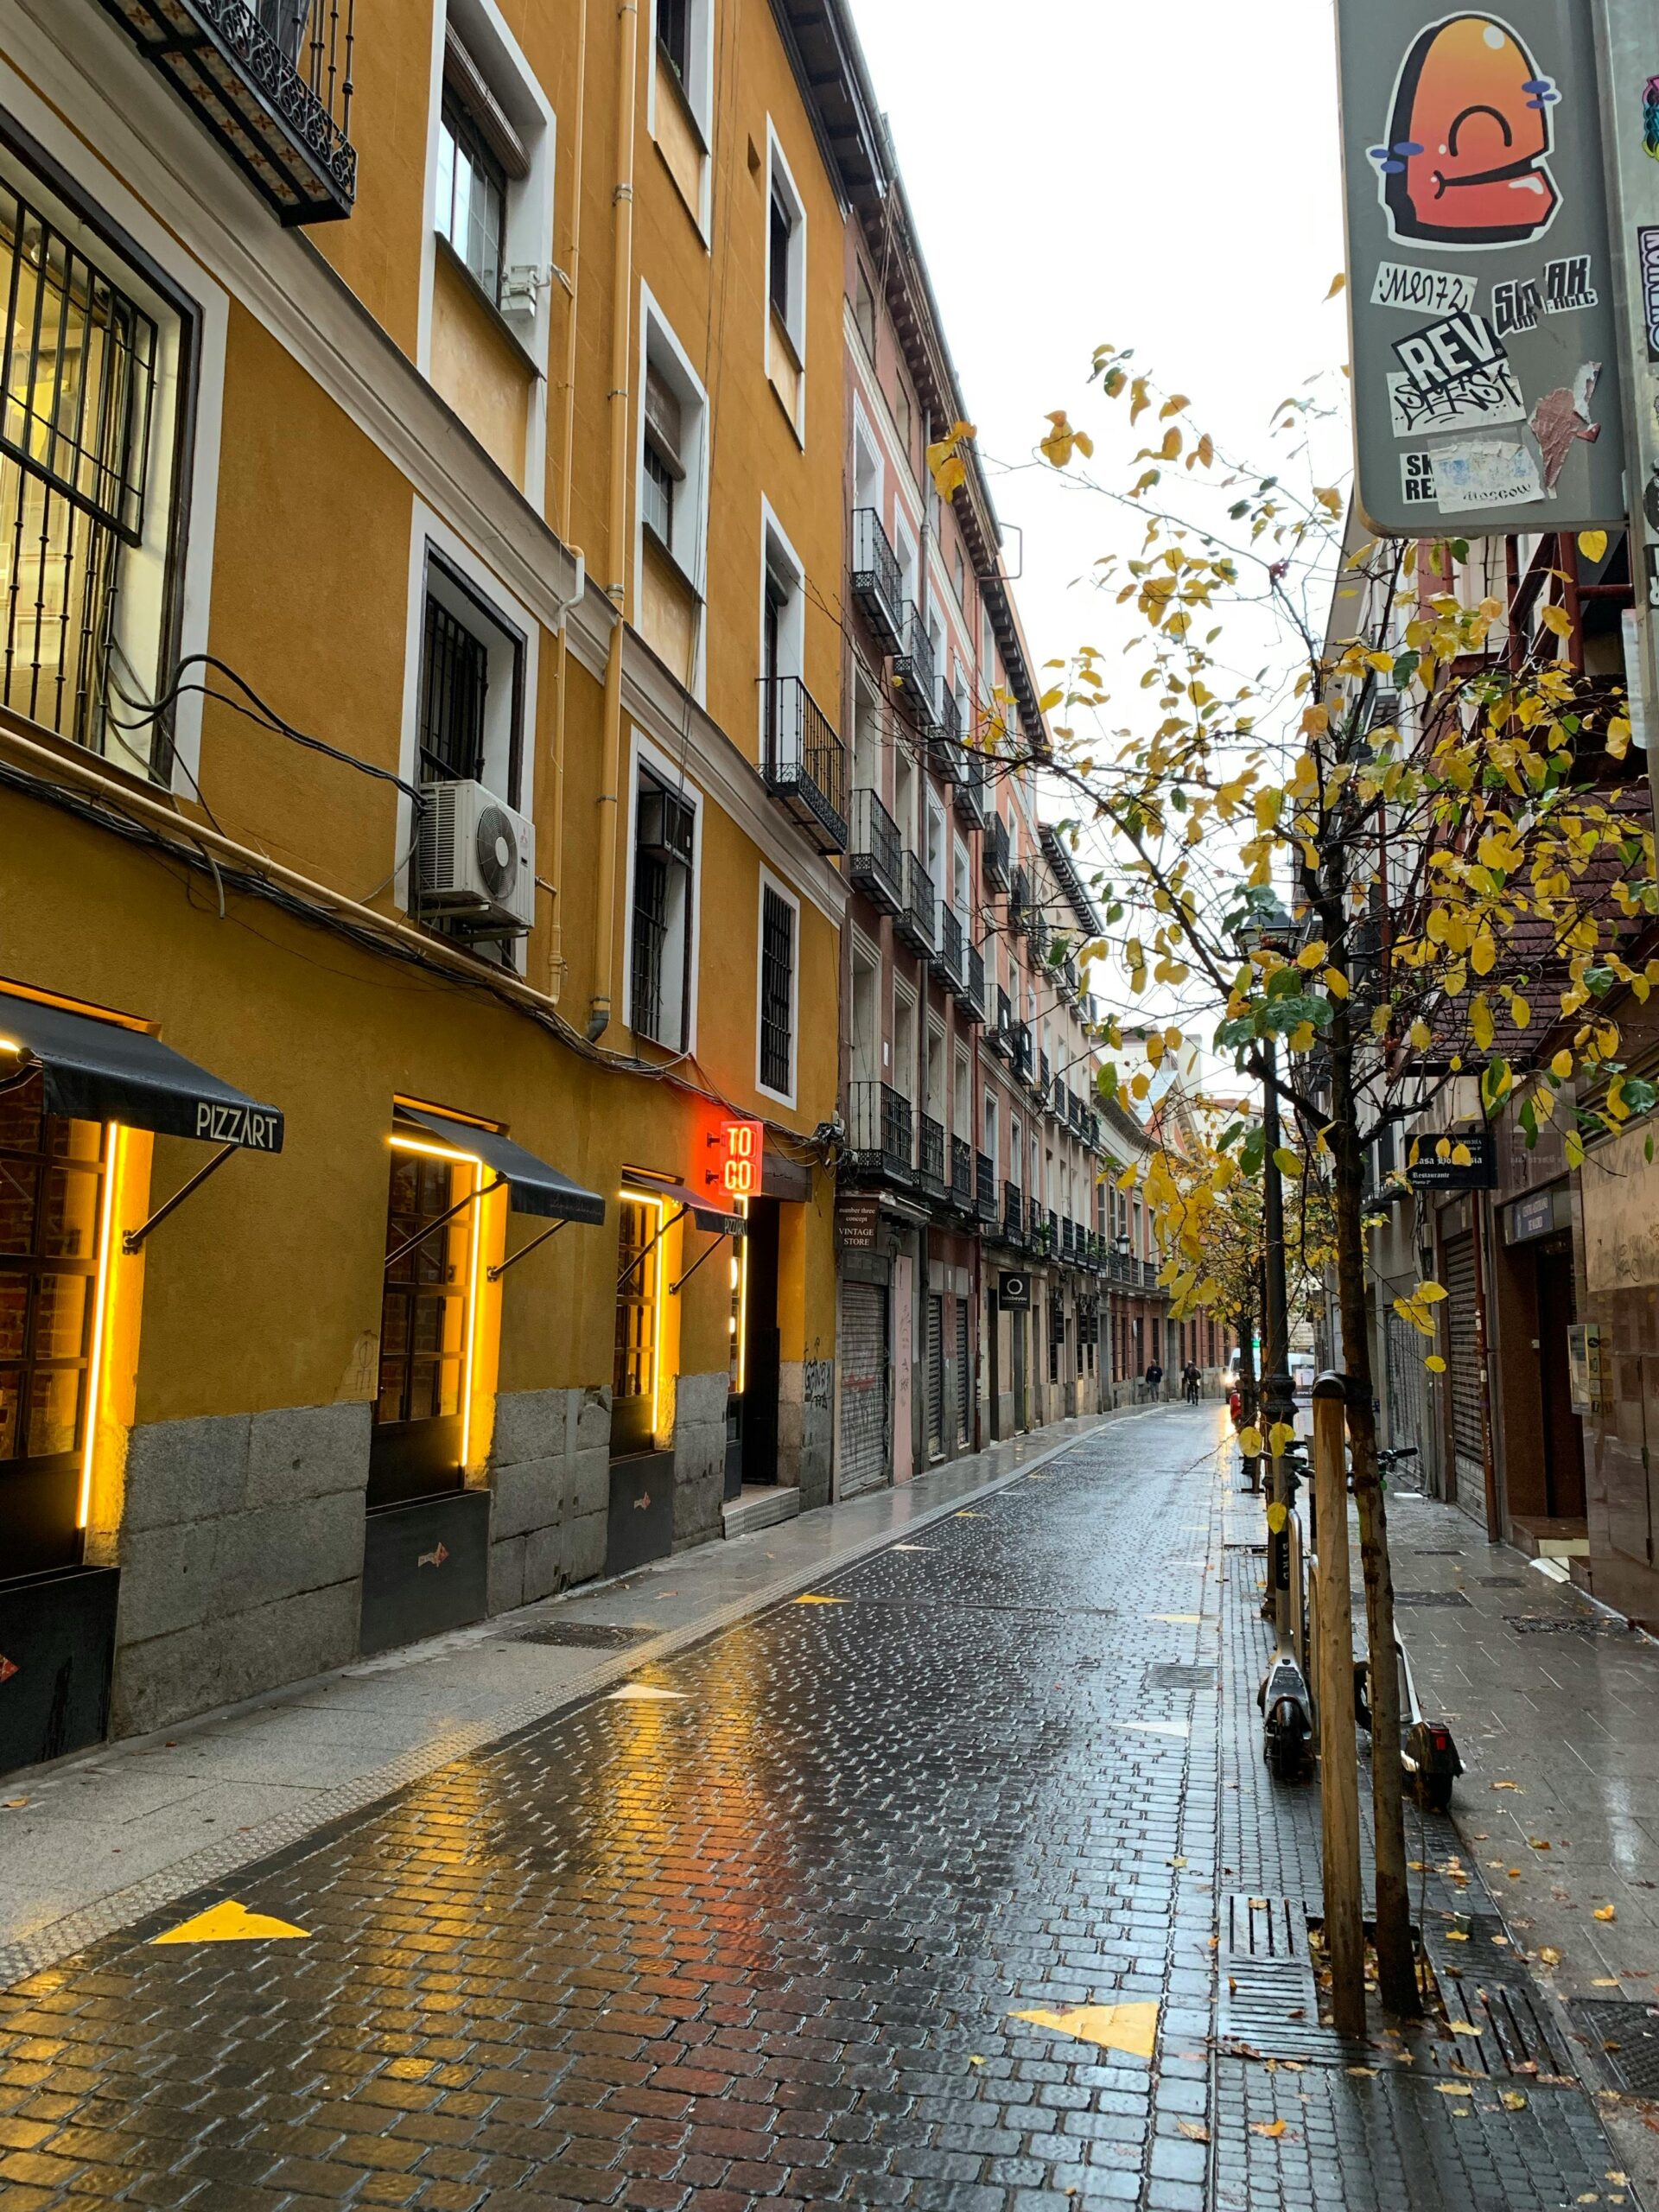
left=1009, top=2001, right=1159, bottom=2060
left=793, top=1594, right=848, bottom=1605
left=151, top=1901, right=308, bottom=1944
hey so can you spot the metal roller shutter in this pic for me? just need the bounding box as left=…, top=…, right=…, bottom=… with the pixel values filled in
left=956, top=1296, right=971, bottom=1444
left=838, top=1281, right=889, bottom=1499
left=1441, top=1231, right=1484, bottom=1503
left=926, top=1293, right=944, bottom=1456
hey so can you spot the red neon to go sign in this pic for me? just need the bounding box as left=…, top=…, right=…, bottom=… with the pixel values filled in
left=717, top=1117, right=764, bottom=1199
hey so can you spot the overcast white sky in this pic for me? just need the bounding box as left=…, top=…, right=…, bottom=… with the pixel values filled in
left=849, top=0, right=1353, bottom=694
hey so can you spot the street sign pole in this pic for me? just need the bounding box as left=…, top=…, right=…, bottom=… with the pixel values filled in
left=1589, top=0, right=1659, bottom=816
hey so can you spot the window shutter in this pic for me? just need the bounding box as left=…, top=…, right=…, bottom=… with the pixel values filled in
left=645, top=364, right=686, bottom=479
left=443, top=26, right=531, bottom=181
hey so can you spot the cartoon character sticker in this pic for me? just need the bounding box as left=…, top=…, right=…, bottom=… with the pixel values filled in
left=1370, top=13, right=1561, bottom=250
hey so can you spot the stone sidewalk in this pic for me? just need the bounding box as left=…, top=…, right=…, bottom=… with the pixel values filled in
left=0, top=1411, right=1125, bottom=1987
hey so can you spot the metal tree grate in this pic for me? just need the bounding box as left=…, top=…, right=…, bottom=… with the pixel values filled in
left=1476, top=1575, right=1524, bottom=1587
left=1565, top=2000, right=1659, bottom=2096
left=516, top=1622, right=657, bottom=1649
left=1217, top=1893, right=1358, bottom=2064
left=1421, top=1914, right=1577, bottom=2080
left=1393, top=1591, right=1472, bottom=1609
left=1505, top=1615, right=1629, bottom=1637
left=1144, top=1662, right=1217, bottom=1692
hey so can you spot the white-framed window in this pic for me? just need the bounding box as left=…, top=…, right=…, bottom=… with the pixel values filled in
left=852, top=672, right=883, bottom=796
left=893, top=980, right=917, bottom=1106
left=893, top=512, right=918, bottom=610
left=852, top=402, right=883, bottom=520
left=765, top=126, right=806, bottom=361
left=853, top=260, right=877, bottom=358
left=636, top=289, right=709, bottom=690
left=850, top=932, right=880, bottom=1084
left=757, top=872, right=799, bottom=1104
left=759, top=499, right=805, bottom=762
left=983, top=1092, right=999, bottom=1170
left=416, top=546, right=527, bottom=802
left=625, top=728, right=702, bottom=1053
left=653, top=0, right=713, bottom=137
left=951, top=838, right=971, bottom=934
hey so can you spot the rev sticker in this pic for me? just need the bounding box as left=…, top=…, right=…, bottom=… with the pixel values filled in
left=1388, top=312, right=1524, bottom=435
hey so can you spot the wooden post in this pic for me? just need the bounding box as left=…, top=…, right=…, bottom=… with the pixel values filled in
left=1313, top=1370, right=1365, bottom=2037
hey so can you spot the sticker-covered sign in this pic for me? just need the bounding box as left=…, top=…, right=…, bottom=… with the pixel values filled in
left=1337, top=4, right=1625, bottom=534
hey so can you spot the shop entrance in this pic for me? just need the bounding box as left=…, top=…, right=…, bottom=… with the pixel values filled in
left=1535, top=1236, right=1586, bottom=1521
left=740, top=1197, right=781, bottom=1484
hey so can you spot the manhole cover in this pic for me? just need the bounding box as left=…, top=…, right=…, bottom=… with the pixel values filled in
left=516, top=1622, right=656, bottom=1649
left=1393, top=1591, right=1471, bottom=1608
left=1144, top=1663, right=1217, bottom=1692
left=1565, top=2000, right=1659, bottom=2096
left=1505, top=1615, right=1626, bottom=1637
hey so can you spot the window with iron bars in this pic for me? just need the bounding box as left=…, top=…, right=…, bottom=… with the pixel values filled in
left=631, top=846, right=669, bottom=1043
left=417, top=595, right=488, bottom=784
left=0, top=177, right=168, bottom=768
left=760, top=886, right=794, bottom=1095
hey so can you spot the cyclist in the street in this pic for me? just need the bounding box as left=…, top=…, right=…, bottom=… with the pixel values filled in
left=1181, top=1360, right=1202, bottom=1403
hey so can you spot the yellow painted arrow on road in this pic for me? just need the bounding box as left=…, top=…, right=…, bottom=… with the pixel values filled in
left=151, top=1900, right=309, bottom=1944
left=1009, top=2001, right=1159, bottom=2060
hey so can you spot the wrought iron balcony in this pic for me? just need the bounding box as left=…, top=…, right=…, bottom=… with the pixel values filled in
left=1012, top=1019, right=1035, bottom=1086
left=961, top=943, right=987, bottom=1025
left=929, top=683, right=963, bottom=779
left=950, top=1135, right=974, bottom=1212
left=843, top=1079, right=913, bottom=1185
left=1142, top=1258, right=1162, bottom=1291
left=918, top=1112, right=946, bottom=1195
left=1002, top=1180, right=1023, bottom=1245
left=847, top=786, right=903, bottom=915
left=976, top=1150, right=997, bottom=1224
left=96, top=0, right=357, bottom=224
left=849, top=507, right=904, bottom=652
left=953, top=748, right=991, bottom=832
left=1039, top=1049, right=1052, bottom=1102
left=892, top=603, right=938, bottom=734
left=983, top=813, right=1012, bottom=891
left=1061, top=1217, right=1074, bottom=1261
left=761, top=676, right=848, bottom=855
left=1009, top=865, right=1031, bottom=938
left=936, top=906, right=968, bottom=994
left=896, top=849, right=938, bottom=957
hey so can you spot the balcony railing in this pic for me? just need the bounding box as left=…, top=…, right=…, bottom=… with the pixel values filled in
left=96, top=0, right=358, bottom=223
left=1039, top=1049, right=1052, bottom=1103
left=961, top=943, right=987, bottom=1025
left=847, top=786, right=903, bottom=915
left=936, top=906, right=968, bottom=994
left=1012, top=1019, right=1035, bottom=1085
left=896, top=850, right=938, bottom=957
left=892, top=604, right=938, bottom=734
left=929, top=683, right=963, bottom=779
left=976, top=1151, right=997, bottom=1223
left=1009, top=865, right=1032, bottom=938
left=849, top=507, right=904, bottom=652
left=761, top=676, right=848, bottom=854
left=953, top=748, right=991, bottom=832
left=919, top=1112, right=946, bottom=1195
left=988, top=985, right=1014, bottom=1059
left=950, top=1135, right=974, bottom=1212
left=983, top=814, right=1012, bottom=891
left=844, top=1080, right=913, bottom=1185
left=1003, top=1180, right=1023, bottom=1244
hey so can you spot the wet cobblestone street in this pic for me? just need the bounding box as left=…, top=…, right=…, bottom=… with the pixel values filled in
left=0, top=1410, right=1644, bottom=2210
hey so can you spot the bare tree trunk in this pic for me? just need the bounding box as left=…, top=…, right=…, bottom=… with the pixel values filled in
left=1326, top=1008, right=1420, bottom=2018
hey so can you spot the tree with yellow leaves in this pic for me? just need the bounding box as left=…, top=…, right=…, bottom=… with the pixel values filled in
left=947, top=354, right=1659, bottom=2020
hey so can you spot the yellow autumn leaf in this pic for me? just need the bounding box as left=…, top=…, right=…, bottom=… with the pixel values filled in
left=1593, top=1905, right=1617, bottom=1923
left=1409, top=1019, right=1432, bottom=1051
left=1539, top=602, right=1573, bottom=639
left=1239, top=1426, right=1263, bottom=1457
left=1471, top=999, right=1494, bottom=1051
left=1297, top=940, right=1328, bottom=969
left=1579, top=531, right=1608, bottom=564
left=1273, top=1147, right=1303, bottom=1178
left=1268, top=1423, right=1297, bottom=1457
left=1251, top=2119, right=1288, bottom=2139
left=1325, top=271, right=1347, bottom=300
left=1552, top=1049, right=1573, bottom=1081
left=1324, top=967, right=1350, bottom=998
left=1426, top=1355, right=1447, bottom=1374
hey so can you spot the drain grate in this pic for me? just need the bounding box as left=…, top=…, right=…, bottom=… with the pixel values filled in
left=1393, top=1590, right=1471, bottom=1608
left=1476, top=1575, right=1523, bottom=1587
left=1406, top=1548, right=1469, bottom=1559
left=1144, top=1662, right=1217, bottom=1693
left=1217, top=1893, right=1355, bottom=2064
left=1505, top=1614, right=1627, bottom=1637
left=516, top=1621, right=656, bottom=1649
left=1422, top=1914, right=1577, bottom=2079
left=1565, top=2000, right=1659, bottom=2097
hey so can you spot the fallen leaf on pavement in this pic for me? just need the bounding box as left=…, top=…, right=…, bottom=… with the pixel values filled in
left=1509, top=1869, right=1523, bottom=1879
left=1608, top=2176, right=1629, bottom=2189
left=1437, top=2082, right=1474, bottom=2096
left=1528, top=1839, right=1551, bottom=1851
left=1501, top=2091, right=1529, bottom=2111
left=1250, top=2120, right=1287, bottom=2139
left=968, top=2056, right=985, bottom=2067
left=1178, top=2120, right=1210, bottom=2141
left=1539, top=1948, right=1562, bottom=1967
left=1492, top=1780, right=1522, bottom=1790
left=1446, top=1930, right=1470, bottom=1942
left=1346, top=2066, right=1376, bottom=2078
left=1593, top=1979, right=1621, bottom=1987
left=1595, top=1906, right=1618, bottom=1923
left=1447, top=2021, right=1481, bottom=2037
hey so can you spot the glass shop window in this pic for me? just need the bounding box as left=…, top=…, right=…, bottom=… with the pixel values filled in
left=612, top=1196, right=660, bottom=1459
left=0, top=1073, right=108, bottom=1577
left=369, top=1139, right=473, bottom=1508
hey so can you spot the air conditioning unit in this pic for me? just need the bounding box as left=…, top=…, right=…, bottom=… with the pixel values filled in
left=637, top=784, right=695, bottom=869
left=417, top=779, right=536, bottom=933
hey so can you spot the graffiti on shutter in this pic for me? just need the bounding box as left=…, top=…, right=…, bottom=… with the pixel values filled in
left=838, top=1281, right=889, bottom=1498
left=1441, top=1232, right=1484, bottom=1502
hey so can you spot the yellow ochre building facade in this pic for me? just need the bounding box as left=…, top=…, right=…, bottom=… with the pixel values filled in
left=0, top=0, right=886, bottom=1768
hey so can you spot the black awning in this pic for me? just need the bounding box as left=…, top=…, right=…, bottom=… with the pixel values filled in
left=401, top=1106, right=606, bottom=1224
left=625, top=1176, right=747, bottom=1238
left=0, top=988, right=283, bottom=1152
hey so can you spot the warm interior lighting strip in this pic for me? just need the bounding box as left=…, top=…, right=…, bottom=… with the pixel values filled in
left=78, top=1122, right=121, bottom=1529
left=388, top=1133, right=482, bottom=1166
left=734, top=1196, right=749, bottom=1398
